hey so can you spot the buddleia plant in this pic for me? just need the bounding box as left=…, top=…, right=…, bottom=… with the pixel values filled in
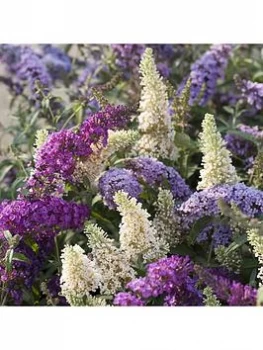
left=136, top=48, right=177, bottom=160
left=197, top=113, right=239, bottom=190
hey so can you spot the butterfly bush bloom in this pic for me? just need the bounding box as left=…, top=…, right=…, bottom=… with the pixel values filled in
left=14, top=46, right=52, bottom=96
left=0, top=44, right=52, bottom=96
left=60, top=244, right=101, bottom=306
left=197, top=114, right=239, bottom=190
left=85, top=222, right=135, bottom=294
left=136, top=48, right=177, bottom=160
left=26, top=105, right=132, bottom=197
left=238, top=79, right=263, bottom=110
left=247, top=228, right=263, bottom=285
left=181, top=183, right=263, bottom=223
left=153, top=189, right=181, bottom=247
left=196, top=267, right=257, bottom=306
left=0, top=197, right=89, bottom=304
left=179, top=44, right=232, bottom=106
left=41, top=44, right=71, bottom=80
left=98, top=168, right=143, bottom=210
left=197, top=223, right=233, bottom=248
left=114, top=255, right=202, bottom=306
left=179, top=183, right=263, bottom=247
left=125, top=156, right=191, bottom=201
left=114, top=191, right=168, bottom=263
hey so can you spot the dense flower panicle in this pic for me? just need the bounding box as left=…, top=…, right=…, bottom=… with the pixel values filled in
left=197, top=114, right=239, bottom=190
left=98, top=168, right=143, bottom=210
left=125, top=156, right=191, bottom=201
left=114, top=191, right=168, bottom=263
left=179, top=44, right=232, bottom=106
left=0, top=197, right=89, bottom=238
left=26, top=105, right=132, bottom=197
left=136, top=48, right=177, bottom=160
left=165, top=166, right=192, bottom=200
left=60, top=244, right=101, bottom=306
left=0, top=196, right=89, bottom=304
left=238, top=79, right=263, bottom=110
left=153, top=189, right=181, bottom=247
left=85, top=222, right=135, bottom=294
left=196, top=267, right=257, bottom=306
left=14, top=46, right=52, bottom=96
left=197, top=223, right=233, bottom=247
left=114, top=255, right=202, bottom=306
left=180, top=183, right=263, bottom=227
left=125, top=156, right=167, bottom=185
left=41, top=44, right=71, bottom=79
left=247, top=228, right=263, bottom=285
left=0, top=44, right=52, bottom=96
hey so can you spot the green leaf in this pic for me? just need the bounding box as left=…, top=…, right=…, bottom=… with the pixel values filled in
left=5, top=249, right=14, bottom=272
left=225, top=235, right=247, bottom=255
left=223, top=106, right=234, bottom=115
left=12, top=253, right=30, bottom=264
left=3, top=230, right=13, bottom=244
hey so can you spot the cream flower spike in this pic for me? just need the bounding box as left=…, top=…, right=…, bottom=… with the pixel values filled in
left=197, top=113, right=239, bottom=190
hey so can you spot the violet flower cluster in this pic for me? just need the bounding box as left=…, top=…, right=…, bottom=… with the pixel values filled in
left=98, top=168, right=143, bottom=209
left=41, top=44, right=72, bottom=80
left=26, top=104, right=132, bottom=197
left=125, top=157, right=192, bottom=201
left=0, top=197, right=89, bottom=304
left=196, top=267, right=257, bottom=306
left=98, top=157, right=191, bottom=210
left=0, top=44, right=52, bottom=97
left=114, top=255, right=202, bottom=306
left=180, top=183, right=263, bottom=225
left=179, top=44, right=232, bottom=106
left=238, top=79, right=263, bottom=110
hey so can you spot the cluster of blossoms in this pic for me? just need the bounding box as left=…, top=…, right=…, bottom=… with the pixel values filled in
left=0, top=197, right=89, bottom=304
left=114, top=255, right=257, bottom=306
left=180, top=183, right=263, bottom=224
left=41, top=44, right=72, bottom=80
left=26, top=104, right=132, bottom=197
left=1, top=44, right=263, bottom=307
left=197, top=113, right=239, bottom=190
left=237, top=79, right=263, bottom=110
left=0, top=44, right=52, bottom=97
left=114, top=191, right=168, bottom=263
left=114, top=255, right=202, bottom=306
left=98, top=156, right=191, bottom=210
left=136, top=48, right=177, bottom=160
left=179, top=44, right=232, bottom=106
